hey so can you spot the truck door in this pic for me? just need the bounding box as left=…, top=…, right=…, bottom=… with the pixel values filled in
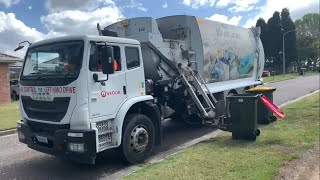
left=124, top=46, right=146, bottom=99
left=88, top=43, right=127, bottom=118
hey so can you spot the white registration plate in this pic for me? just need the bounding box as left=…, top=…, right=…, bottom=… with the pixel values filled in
left=36, top=135, right=48, bottom=144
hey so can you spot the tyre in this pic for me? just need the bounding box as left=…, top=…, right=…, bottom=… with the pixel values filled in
left=121, top=114, right=155, bottom=164
left=255, top=129, right=261, bottom=136
left=11, top=91, right=18, bottom=101
left=270, top=116, right=277, bottom=122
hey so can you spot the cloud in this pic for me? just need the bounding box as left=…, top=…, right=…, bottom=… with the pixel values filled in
left=0, top=12, right=44, bottom=57
left=28, top=6, right=32, bottom=10
left=0, top=0, right=20, bottom=8
left=215, top=0, right=259, bottom=12
left=41, top=6, right=123, bottom=35
left=182, top=0, right=216, bottom=9
left=162, top=2, right=168, bottom=8
left=137, top=6, right=147, bottom=12
left=244, top=0, right=319, bottom=28
left=206, top=14, right=242, bottom=26
left=182, top=0, right=259, bottom=10
left=0, top=0, right=123, bottom=58
left=228, top=5, right=254, bottom=12
left=45, top=0, right=115, bottom=12
left=215, top=0, right=230, bottom=7
left=120, top=0, right=148, bottom=12
left=182, top=0, right=191, bottom=6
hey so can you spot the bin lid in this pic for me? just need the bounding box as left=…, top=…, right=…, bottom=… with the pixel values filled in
left=226, top=93, right=260, bottom=99
left=247, top=87, right=275, bottom=92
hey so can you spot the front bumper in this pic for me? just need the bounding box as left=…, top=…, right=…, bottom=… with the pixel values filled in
left=17, top=120, right=96, bottom=164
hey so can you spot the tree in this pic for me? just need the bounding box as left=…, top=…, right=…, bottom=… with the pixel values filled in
left=281, top=8, right=297, bottom=68
left=256, top=18, right=272, bottom=69
left=267, top=11, right=283, bottom=70
left=295, top=13, right=320, bottom=38
left=296, top=37, right=317, bottom=66
left=295, top=13, right=320, bottom=68
left=256, top=18, right=270, bottom=58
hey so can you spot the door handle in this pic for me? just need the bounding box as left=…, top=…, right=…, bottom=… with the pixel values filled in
left=91, top=97, right=98, bottom=102
left=123, top=86, right=127, bottom=94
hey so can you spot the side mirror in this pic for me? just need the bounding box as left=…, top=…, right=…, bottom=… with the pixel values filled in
left=93, top=73, right=107, bottom=86
left=93, top=73, right=99, bottom=82
left=101, top=46, right=114, bottom=75
left=14, top=45, right=24, bottom=52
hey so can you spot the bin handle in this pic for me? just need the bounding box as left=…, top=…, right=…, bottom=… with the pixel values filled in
left=259, top=95, right=285, bottom=118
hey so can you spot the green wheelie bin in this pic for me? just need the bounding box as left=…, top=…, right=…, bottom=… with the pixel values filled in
left=247, top=87, right=277, bottom=124
left=227, top=94, right=260, bottom=141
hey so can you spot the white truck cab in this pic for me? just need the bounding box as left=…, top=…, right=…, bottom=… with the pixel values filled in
left=17, top=35, right=161, bottom=164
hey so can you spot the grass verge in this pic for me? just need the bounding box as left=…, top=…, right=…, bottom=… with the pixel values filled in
left=125, top=92, right=320, bottom=180
left=263, top=72, right=319, bottom=83
left=0, top=102, right=20, bottom=131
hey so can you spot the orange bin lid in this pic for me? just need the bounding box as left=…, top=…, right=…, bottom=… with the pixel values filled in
left=247, top=87, right=275, bottom=92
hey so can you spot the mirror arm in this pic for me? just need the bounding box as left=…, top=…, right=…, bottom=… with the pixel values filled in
left=98, top=74, right=108, bottom=86
left=100, top=74, right=109, bottom=83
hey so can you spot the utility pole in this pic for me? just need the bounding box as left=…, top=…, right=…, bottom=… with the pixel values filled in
left=282, top=29, right=297, bottom=77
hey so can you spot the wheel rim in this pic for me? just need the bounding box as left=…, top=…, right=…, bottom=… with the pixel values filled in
left=130, top=125, right=149, bottom=153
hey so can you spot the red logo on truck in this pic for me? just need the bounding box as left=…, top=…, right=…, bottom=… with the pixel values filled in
left=101, top=91, right=121, bottom=98
left=101, top=91, right=107, bottom=97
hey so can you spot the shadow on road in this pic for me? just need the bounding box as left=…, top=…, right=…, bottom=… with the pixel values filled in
left=0, top=120, right=216, bottom=180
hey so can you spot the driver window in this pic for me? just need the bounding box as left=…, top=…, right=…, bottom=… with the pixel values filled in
left=125, top=47, right=140, bottom=69
left=89, top=45, right=121, bottom=72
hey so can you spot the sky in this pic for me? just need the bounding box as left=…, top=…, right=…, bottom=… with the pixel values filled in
left=0, top=0, right=319, bottom=58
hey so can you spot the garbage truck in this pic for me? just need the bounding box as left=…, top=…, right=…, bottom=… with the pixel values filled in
left=16, top=15, right=265, bottom=164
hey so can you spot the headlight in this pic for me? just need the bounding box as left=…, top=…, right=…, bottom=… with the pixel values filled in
left=68, top=143, right=85, bottom=153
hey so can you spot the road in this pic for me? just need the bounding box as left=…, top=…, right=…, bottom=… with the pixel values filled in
left=0, top=75, right=319, bottom=180
left=265, top=75, right=319, bottom=105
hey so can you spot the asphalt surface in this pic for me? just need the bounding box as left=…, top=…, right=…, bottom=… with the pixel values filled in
left=0, top=75, right=319, bottom=180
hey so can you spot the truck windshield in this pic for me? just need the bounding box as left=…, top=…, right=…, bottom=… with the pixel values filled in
left=21, top=41, right=84, bottom=80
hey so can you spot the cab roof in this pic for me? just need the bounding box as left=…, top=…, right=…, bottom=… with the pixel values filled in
left=29, top=35, right=140, bottom=48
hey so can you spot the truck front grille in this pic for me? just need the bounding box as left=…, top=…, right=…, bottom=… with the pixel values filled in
left=27, top=120, right=70, bottom=137
left=21, top=96, right=70, bottom=122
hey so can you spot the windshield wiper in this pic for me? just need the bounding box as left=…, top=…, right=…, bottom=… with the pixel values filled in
left=21, top=71, right=76, bottom=81
left=36, top=72, right=56, bottom=80
left=64, top=71, right=71, bottom=80
left=21, top=72, right=42, bottom=80
left=29, top=72, right=41, bottom=75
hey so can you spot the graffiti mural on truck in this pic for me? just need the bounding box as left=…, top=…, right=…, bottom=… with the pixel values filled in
left=204, top=49, right=254, bottom=83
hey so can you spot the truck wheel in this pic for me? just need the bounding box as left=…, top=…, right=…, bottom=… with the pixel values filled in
left=121, top=114, right=155, bottom=164
left=11, top=91, right=18, bottom=101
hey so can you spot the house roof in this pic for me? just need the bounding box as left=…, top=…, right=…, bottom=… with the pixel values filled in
left=0, top=53, right=22, bottom=64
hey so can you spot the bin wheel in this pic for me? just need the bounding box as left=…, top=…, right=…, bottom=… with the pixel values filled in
left=255, top=129, right=261, bottom=136
left=270, top=116, right=277, bottom=122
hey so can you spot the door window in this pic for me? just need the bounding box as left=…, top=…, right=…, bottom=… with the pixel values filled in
left=89, top=45, right=121, bottom=72
left=125, top=47, right=140, bottom=69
